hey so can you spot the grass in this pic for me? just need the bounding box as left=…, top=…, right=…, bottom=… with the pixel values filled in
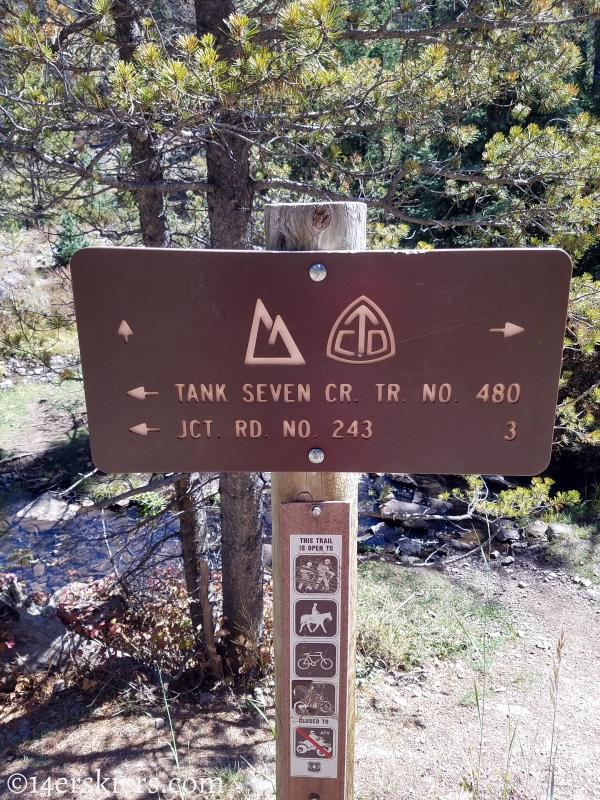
left=0, top=380, right=85, bottom=460
left=356, top=561, right=513, bottom=673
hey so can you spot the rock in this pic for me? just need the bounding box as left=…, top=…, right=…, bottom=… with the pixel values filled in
left=547, top=523, right=573, bottom=539
left=15, top=493, right=79, bottom=523
left=525, top=520, right=548, bottom=539
left=585, top=588, right=600, bottom=600
left=154, top=718, right=166, bottom=730
left=490, top=550, right=500, bottom=560
left=53, top=679, right=66, bottom=693
left=501, top=556, right=515, bottom=566
left=494, top=521, right=520, bottom=542
left=396, top=539, right=424, bottom=557
left=369, top=521, right=388, bottom=536
left=481, top=475, right=515, bottom=487
left=0, top=379, right=13, bottom=390
left=252, top=687, right=266, bottom=705
left=33, top=563, right=45, bottom=577
left=428, top=498, right=453, bottom=514
left=403, top=518, right=430, bottom=530
left=262, top=543, right=272, bottom=567
left=386, top=473, right=418, bottom=487
left=199, top=691, right=215, bottom=705
left=517, top=581, right=527, bottom=588
left=454, top=661, right=466, bottom=678
left=580, top=578, right=592, bottom=588
left=3, top=271, right=25, bottom=286
left=401, top=555, right=421, bottom=564
left=380, top=499, right=429, bottom=519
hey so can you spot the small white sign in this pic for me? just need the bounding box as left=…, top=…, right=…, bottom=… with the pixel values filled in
left=289, top=534, right=342, bottom=779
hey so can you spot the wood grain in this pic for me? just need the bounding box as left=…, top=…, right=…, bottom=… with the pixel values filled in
left=266, top=201, right=365, bottom=800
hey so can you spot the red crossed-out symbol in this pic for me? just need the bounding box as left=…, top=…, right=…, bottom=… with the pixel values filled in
left=296, top=727, right=333, bottom=759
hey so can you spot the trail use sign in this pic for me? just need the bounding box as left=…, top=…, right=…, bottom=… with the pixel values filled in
left=71, top=247, right=571, bottom=475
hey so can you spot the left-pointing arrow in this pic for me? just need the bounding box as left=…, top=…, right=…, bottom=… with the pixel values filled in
left=118, top=320, right=133, bottom=342
left=129, top=423, right=160, bottom=437
left=126, top=386, right=159, bottom=401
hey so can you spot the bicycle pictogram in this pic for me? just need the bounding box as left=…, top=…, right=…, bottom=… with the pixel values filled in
left=297, top=651, right=334, bottom=671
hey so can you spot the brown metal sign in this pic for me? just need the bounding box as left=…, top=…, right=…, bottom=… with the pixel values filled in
left=71, top=247, right=571, bottom=474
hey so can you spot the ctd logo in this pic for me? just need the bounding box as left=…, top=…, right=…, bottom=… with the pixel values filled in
left=326, top=296, right=395, bottom=364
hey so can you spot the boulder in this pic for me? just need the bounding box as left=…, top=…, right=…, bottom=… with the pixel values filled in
left=395, top=538, right=424, bottom=557
left=386, top=473, right=418, bottom=487
left=547, top=523, right=574, bottom=539
left=525, top=520, right=548, bottom=539
left=494, top=520, right=520, bottom=542
left=15, top=493, right=79, bottom=523
left=380, top=499, right=429, bottom=519
left=262, top=542, right=272, bottom=567
left=428, top=498, right=453, bottom=514
left=403, top=518, right=430, bottom=529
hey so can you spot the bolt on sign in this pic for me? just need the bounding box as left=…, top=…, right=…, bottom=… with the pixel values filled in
left=278, top=501, right=355, bottom=800
left=71, top=247, right=571, bottom=475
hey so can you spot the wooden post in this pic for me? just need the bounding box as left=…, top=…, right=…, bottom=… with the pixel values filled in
left=266, top=202, right=366, bottom=800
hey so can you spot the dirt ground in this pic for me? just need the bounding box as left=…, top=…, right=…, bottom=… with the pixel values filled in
left=1, top=551, right=599, bottom=800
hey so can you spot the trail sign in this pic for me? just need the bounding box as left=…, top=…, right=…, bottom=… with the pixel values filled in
left=71, top=247, right=571, bottom=475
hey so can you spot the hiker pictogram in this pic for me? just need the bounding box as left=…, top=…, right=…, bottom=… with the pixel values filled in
left=244, top=298, right=305, bottom=365
left=326, top=295, right=395, bottom=364
left=295, top=555, right=339, bottom=594
left=295, top=600, right=338, bottom=637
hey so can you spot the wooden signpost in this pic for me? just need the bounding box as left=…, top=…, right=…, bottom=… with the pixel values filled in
left=266, top=203, right=365, bottom=800
left=70, top=202, right=572, bottom=800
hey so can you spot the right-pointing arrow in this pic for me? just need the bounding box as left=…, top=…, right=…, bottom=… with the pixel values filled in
left=126, top=386, right=159, bottom=401
left=129, top=423, right=161, bottom=437
left=489, top=322, right=525, bottom=338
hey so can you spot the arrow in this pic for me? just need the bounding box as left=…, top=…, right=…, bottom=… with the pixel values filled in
left=129, top=423, right=160, bottom=437
left=126, top=386, right=159, bottom=401
left=118, top=320, right=133, bottom=343
left=344, top=304, right=379, bottom=356
left=489, top=322, right=525, bottom=338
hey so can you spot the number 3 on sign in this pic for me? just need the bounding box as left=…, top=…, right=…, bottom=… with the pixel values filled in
left=504, top=421, right=517, bottom=441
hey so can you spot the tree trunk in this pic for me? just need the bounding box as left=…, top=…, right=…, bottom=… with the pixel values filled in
left=219, top=472, right=264, bottom=674
left=112, top=0, right=171, bottom=249
left=175, top=474, right=208, bottom=639
left=112, top=0, right=219, bottom=675
left=195, top=0, right=264, bottom=678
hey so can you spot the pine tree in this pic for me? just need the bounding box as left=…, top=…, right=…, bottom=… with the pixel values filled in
left=52, top=211, right=90, bottom=268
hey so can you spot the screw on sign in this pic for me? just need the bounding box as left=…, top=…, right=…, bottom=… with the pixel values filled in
left=69, top=219, right=572, bottom=800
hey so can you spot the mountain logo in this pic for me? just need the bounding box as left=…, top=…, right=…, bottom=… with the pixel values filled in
left=244, top=299, right=306, bottom=365
left=326, top=296, right=395, bottom=364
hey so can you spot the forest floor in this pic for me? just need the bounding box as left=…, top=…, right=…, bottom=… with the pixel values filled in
left=0, top=546, right=599, bottom=800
